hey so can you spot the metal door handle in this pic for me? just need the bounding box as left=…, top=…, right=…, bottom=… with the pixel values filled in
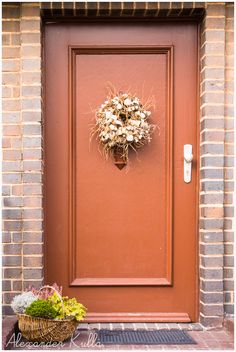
left=184, top=144, right=193, bottom=183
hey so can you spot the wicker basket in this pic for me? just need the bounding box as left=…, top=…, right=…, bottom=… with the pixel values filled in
left=17, top=314, right=78, bottom=342
left=17, top=285, right=79, bottom=342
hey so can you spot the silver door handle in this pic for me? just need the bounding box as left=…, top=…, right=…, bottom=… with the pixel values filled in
left=184, top=144, right=193, bottom=183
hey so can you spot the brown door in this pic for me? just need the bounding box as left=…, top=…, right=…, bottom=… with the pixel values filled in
left=44, top=21, right=198, bottom=322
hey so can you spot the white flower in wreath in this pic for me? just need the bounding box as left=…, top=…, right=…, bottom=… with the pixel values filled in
left=126, top=134, right=134, bottom=142
left=124, top=98, right=132, bottom=106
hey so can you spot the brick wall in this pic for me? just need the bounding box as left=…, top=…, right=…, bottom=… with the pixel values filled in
left=199, top=2, right=234, bottom=327
left=2, top=2, right=43, bottom=314
left=2, top=2, right=234, bottom=327
left=224, top=2, right=234, bottom=317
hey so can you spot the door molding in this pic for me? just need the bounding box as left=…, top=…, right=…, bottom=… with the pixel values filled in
left=68, top=45, right=174, bottom=287
left=84, top=312, right=191, bottom=323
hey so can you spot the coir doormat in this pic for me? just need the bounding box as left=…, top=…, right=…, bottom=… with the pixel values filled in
left=97, top=329, right=197, bottom=345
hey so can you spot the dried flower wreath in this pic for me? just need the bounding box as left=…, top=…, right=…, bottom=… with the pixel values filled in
left=91, top=89, right=156, bottom=169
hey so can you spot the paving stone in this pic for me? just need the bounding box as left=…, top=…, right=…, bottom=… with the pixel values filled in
left=155, top=323, right=169, bottom=330
left=77, top=323, right=89, bottom=329
left=87, top=323, right=100, bottom=330
left=190, top=323, right=204, bottom=331
left=166, top=323, right=180, bottom=330
left=178, top=323, right=193, bottom=330
left=133, top=323, right=146, bottom=330
left=144, top=323, right=156, bottom=330
left=111, top=323, right=124, bottom=330
left=97, top=323, right=110, bottom=330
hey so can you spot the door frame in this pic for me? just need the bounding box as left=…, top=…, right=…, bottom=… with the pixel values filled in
left=43, top=17, right=200, bottom=323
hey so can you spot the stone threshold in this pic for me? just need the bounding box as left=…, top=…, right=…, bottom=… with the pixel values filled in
left=78, top=322, right=204, bottom=331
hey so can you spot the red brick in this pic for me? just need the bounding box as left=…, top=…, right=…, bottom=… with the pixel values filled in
left=23, top=172, right=42, bottom=182
left=23, top=281, right=42, bottom=290
left=23, top=197, right=42, bottom=207
left=2, top=137, right=11, bottom=148
left=201, top=206, right=223, bottom=218
left=23, top=150, right=42, bottom=160
left=200, top=256, right=224, bottom=267
left=2, top=33, right=11, bottom=45
left=2, top=6, right=20, bottom=19
left=200, top=231, right=223, bottom=243
left=23, top=232, right=43, bottom=243
left=4, top=221, right=21, bottom=231
left=2, top=99, right=20, bottom=112
left=23, top=209, right=42, bottom=219
left=23, top=268, right=43, bottom=279
left=22, top=220, right=42, bottom=231
left=23, top=136, right=42, bottom=148
left=21, top=33, right=41, bottom=44
left=22, top=98, right=41, bottom=110
left=201, top=280, right=223, bottom=292
left=22, top=111, right=41, bottom=122
left=2, top=112, right=21, bottom=123
left=21, top=45, right=41, bottom=57
left=2, top=233, right=11, bottom=243
left=200, top=292, right=223, bottom=304
left=2, top=280, right=11, bottom=291
left=2, top=173, right=21, bottom=184
left=2, top=47, right=20, bottom=59
left=2, top=255, right=21, bottom=267
left=200, top=268, right=223, bottom=280
left=23, top=160, right=42, bottom=171
left=21, top=19, right=40, bottom=31
left=204, top=17, right=225, bottom=30
left=200, top=243, right=224, bottom=255
left=3, top=243, right=21, bottom=255
left=3, top=150, right=21, bottom=161
left=2, top=20, right=20, bottom=32
left=12, top=280, right=22, bottom=291
left=23, top=244, right=43, bottom=255
left=200, top=315, right=223, bottom=328
left=200, top=303, right=224, bottom=316
left=2, top=59, right=20, bottom=72
left=11, top=33, right=20, bottom=45
left=22, top=85, right=41, bottom=97
left=4, top=268, right=22, bottom=279
left=21, top=5, right=40, bottom=17
left=23, top=256, right=43, bottom=267
left=12, top=185, right=23, bottom=195
left=22, top=58, right=41, bottom=71
left=22, top=72, right=41, bottom=84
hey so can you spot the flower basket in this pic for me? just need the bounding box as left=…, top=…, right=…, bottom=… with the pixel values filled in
left=17, top=313, right=78, bottom=342
left=17, top=285, right=79, bottom=342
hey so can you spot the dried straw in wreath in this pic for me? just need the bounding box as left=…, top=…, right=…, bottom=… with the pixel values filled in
left=91, top=89, right=157, bottom=168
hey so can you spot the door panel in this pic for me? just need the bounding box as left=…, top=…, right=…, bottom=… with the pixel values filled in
left=45, top=22, right=198, bottom=322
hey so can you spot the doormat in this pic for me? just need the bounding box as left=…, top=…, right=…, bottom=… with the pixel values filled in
left=97, top=329, right=197, bottom=345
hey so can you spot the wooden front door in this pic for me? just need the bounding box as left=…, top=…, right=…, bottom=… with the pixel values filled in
left=44, top=21, right=198, bottom=322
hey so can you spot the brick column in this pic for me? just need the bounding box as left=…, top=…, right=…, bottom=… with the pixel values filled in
left=2, top=2, right=43, bottom=315
left=2, top=2, right=22, bottom=314
left=223, top=2, right=234, bottom=316
left=199, top=2, right=234, bottom=327
left=20, top=2, right=43, bottom=290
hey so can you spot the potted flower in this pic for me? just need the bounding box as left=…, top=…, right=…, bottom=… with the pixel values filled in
left=11, top=284, right=87, bottom=342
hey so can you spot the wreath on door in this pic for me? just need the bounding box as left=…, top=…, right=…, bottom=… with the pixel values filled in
left=91, top=90, right=156, bottom=169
